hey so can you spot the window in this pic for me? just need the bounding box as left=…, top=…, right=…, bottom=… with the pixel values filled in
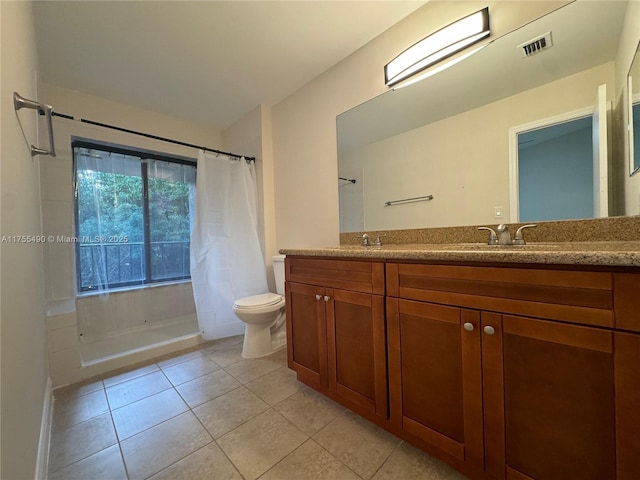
left=74, top=141, right=196, bottom=292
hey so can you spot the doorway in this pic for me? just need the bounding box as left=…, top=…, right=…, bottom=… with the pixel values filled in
left=509, top=85, right=609, bottom=223
left=517, top=116, right=594, bottom=222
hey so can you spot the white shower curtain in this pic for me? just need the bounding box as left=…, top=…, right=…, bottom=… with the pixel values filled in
left=190, top=150, right=268, bottom=340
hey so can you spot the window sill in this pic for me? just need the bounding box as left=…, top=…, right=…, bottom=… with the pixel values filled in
left=76, top=279, right=192, bottom=298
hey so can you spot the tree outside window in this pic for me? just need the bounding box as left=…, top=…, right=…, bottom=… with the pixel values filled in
left=74, top=143, right=196, bottom=292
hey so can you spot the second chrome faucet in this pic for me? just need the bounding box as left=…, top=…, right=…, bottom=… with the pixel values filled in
left=360, top=233, right=386, bottom=247
left=478, top=224, right=536, bottom=245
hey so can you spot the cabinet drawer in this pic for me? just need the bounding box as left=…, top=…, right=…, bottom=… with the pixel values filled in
left=286, top=257, right=384, bottom=294
left=387, top=263, right=614, bottom=328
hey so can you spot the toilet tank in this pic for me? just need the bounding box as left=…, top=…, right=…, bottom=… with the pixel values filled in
left=273, top=254, right=286, bottom=295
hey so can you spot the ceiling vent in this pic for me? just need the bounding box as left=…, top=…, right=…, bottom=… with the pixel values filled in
left=518, top=32, right=553, bottom=58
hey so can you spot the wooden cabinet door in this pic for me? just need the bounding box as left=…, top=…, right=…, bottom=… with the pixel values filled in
left=286, top=282, right=328, bottom=389
left=482, top=313, right=616, bottom=480
left=614, top=332, right=640, bottom=480
left=387, top=298, right=483, bottom=469
left=326, top=288, right=387, bottom=418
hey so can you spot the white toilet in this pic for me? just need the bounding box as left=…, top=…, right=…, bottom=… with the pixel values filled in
left=233, top=254, right=286, bottom=358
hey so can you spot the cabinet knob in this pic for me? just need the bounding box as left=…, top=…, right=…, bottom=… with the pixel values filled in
left=324, top=295, right=331, bottom=302
left=315, top=294, right=322, bottom=300
left=463, top=322, right=474, bottom=332
left=484, top=326, right=496, bottom=335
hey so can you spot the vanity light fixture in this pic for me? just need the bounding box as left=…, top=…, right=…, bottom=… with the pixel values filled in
left=384, top=7, right=490, bottom=88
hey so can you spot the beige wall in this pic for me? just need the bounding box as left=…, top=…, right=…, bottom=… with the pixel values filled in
left=615, top=0, right=640, bottom=100
left=271, top=1, right=569, bottom=248
left=340, top=62, right=614, bottom=231
left=38, top=84, right=224, bottom=386
left=223, top=105, right=278, bottom=291
left=0, top=2, right=50, bottom=478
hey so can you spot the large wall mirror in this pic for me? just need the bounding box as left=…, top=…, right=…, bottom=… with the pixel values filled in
left=337, top=1, right=635, bottom=233
left=628, top=43, right=640, bottom=176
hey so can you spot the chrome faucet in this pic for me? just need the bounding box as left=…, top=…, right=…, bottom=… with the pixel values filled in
left=478, top=224, right=537, bottom=245
left=359, top=233, right=386, bottom=247
left=372, top=234, right=386, bottom=247
left=477, top=226, right=498, bottom=245
left=496, top=224, right=512, bottom=245
left=513, top=224, right=537, bottom=245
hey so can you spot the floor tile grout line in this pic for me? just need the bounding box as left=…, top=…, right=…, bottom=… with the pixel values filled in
left=107, top=407, right=132, bottom=480
left=217, top=406, right=311, bottom=480
left=50, top=388, right=111, bottom=433
left=102, top=364, right=161, bottom=389
left=52, top=379, right=106, bottom=401
left=177, top=381, right=244, bottom=410
left=310, top=437, right=367, bottom=480
left=47, top=440, right=121, bottom=477
left=140, top=439, right=228, bottom=480
left=116, top=404, right=197, bottom=447
left=310, top=407, right=349, bottom=441
left=253, top=434, right=312, bottom=480
left=110, top=361, right=287, bottom=443
left=368, top=438, right=404, bottom=480
left=119, top=409, right=212, bottom=479
left=120, top=379, right=186, bottom=479
left=52, top=337, right=242, bottom=399
left=48, top=340, right=296, bottom=479
left=309, top=409, right=403, bottom=480
left=47, top=412, right=121, bottom=476
left=111, top=390, right=192, bottom=443
left=180, top=401, right=247, bottom=480
left=48, top=408, right=114, bottom=439
left=205, top=387, right=272, bottom=441
left=50, top=360, right=215, bottom=478
left=131, top=338, right=246, bottom=478
left=220, top=359, right=287, bottom=386
left=158, top=353, right=222, bottom=374
left=142, top=373, right=255, bottom=480
left=106, top=383, right=175, bottom=413
left=120, top=367, right=292, bottom=468
left=248, top=374, right=305, bottom=409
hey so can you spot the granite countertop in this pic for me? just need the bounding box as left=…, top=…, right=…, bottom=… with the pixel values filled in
left=280, top=241, right=640, bottom=267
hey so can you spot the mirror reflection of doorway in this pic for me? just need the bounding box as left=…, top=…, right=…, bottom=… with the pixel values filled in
left=510, top=84, right=609, bottom=222
left=633, top=102, right=640, bottom=173
left=517, top=116, right=593, bottom=222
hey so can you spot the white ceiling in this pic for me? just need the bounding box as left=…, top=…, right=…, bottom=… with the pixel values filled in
left=32, top=1, right=425, bottom=130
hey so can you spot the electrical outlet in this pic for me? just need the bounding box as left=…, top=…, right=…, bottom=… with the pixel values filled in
left=494, top=206, right=504, bottom=219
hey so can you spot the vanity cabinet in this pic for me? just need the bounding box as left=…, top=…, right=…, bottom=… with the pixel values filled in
left=387, top=262, right=640, bottom=480
left=285, top=257, right=388, bottom=419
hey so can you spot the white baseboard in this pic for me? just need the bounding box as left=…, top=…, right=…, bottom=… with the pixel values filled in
left=35, top=377, right=53, bottom=480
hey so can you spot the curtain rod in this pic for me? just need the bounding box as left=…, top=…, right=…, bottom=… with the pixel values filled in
left=51, top=111, right=256, bottom=162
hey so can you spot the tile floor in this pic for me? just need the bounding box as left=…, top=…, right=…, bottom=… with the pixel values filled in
left=48, top=335, right=468, bottom=480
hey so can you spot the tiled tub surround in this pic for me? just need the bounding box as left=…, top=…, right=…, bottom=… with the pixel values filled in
left=48, top=337, right=466, bottom=480
left=339, top=216, right=640, bottom=246
left=76, top=282, right=198, bottom=345
left=48, top=283, right=202, bottom=388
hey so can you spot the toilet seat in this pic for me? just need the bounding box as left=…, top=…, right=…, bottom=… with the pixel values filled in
left=234, top=255, right=287, bottom=359
left=233, top=293, right=284, bottom=310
